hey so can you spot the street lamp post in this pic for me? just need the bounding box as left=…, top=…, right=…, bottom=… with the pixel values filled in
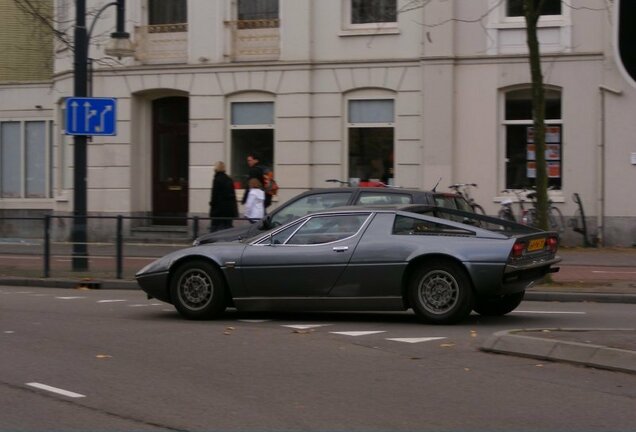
left=71, top=0, right=133, bottom=271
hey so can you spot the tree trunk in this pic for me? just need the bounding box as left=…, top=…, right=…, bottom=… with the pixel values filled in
left=523, top=0, right=549, bottom=230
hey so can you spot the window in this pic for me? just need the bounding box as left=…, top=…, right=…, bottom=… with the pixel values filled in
left=393, top=215, right=474, bottom=237
left=351, top=0, right=397, bottom=24
left=1, top=120, right=52, bottom=198
left=356, top=192, right=412, bottom=205
left=507, top=0, right=561, bottom=17
left=230, top=101, right=274, bottom=186
left=503, top=88, right=562, bottom=190
left=270, top=192, right=352, bottom=227
left=149, top=0, right=187, bottom=25
left=348, top=99, right=394, bottom=186
left=238, top=0, right=279, bottom=21
left=286, top=214, right=369, bottom=245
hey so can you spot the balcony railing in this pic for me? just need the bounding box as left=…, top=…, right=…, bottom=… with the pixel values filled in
left=134, top=23, right=188, bottom=64
left=226, top=19, right=280, bottom=61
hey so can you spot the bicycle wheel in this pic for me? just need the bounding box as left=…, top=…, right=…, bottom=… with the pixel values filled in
left=497, top=208, right=515, bottom=223
left=471, top=204, right=486, bottom=215
left=548, top=206, right=565, bottom=233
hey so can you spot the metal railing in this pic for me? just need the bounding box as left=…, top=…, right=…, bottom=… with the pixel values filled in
left=0, top=215, right=247, bottom=280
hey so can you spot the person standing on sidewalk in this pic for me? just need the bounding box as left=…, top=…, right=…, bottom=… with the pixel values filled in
left=243, top=177, right=265, bottom=223
left=209, top=161, right=238, bottom=232
left=241, top=152, right=273, bottom=209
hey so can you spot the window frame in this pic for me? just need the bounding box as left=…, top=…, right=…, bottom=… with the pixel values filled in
left=346, top=97, right=395, bottom=186
left=341, top=0, right=399, bottom=34
left=0, top=119, right=53, bottom=200
left=499, top=88, right=564, bottom=196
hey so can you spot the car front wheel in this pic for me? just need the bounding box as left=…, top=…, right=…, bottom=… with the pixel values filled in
left=408, top=260, right=474, bottom=324
left=170, top=260, right=227, bottom=320
left=473, top=291, right=525, bottom=316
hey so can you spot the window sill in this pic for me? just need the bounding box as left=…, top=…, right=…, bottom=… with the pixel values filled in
left=339, top=28, right=400, bottom=37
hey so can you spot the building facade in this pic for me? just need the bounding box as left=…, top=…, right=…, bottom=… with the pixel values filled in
left=1, top=0, right=635, bottom=246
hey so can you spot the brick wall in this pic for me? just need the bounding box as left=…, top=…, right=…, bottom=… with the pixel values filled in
left=0, top=0, right=53, bottom=82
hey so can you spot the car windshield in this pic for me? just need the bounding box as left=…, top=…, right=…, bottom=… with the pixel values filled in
left=269, top=192, right=352, bottom=227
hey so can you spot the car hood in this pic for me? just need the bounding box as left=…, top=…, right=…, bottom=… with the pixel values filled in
left=194, top=224, right=256, bottom=245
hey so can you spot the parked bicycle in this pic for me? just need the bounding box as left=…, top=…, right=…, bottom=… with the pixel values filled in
left=498, top=188, right=564, bottom=233
left=497, top=189, right=532, bottom=224
left=448, top=183, right=485, bottom=214
left=524, top=189, right=565, bottom=233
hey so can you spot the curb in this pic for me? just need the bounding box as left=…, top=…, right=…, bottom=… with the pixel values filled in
left=481, top=328, right=636, bottom=375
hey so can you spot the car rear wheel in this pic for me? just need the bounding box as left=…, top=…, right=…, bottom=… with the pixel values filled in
left=473, top=291, right=525, bottom=316
left=408, top=260, right=474, bottom=324
left=170, top=260, right=226, bottom=320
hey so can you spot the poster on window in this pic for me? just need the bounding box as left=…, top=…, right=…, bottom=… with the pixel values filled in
left=546, top=126, right=561, bottom=143
left=527, top=161, right=536, bottom=178
left=527, top=144, right=536, bottom=161
left=546, top=144, right=560, bottom=161
left=548, top=162, right=561, bottom=178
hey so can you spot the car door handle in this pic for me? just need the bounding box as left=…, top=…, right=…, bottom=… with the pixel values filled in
left=332, top=246, right=349, bottom=252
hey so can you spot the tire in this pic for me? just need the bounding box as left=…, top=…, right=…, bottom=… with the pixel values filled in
left=170, top=260, right=227, bottom=320
left=408, top=260, right=474, bottom=324
left=548, top=206, right=565, bottom=233
left=473, top=291, right=525, bottom=317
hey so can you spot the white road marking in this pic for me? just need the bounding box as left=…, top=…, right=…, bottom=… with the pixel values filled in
left=97, top=299, right=127, bottom=303
left=55, top=296, right=85, bottom=300
left=26, top=382, right=86, bottom=398
left=330, top=331, right=386, bottom=336
left=4, top=331, right=15, bottom=334
left=282, top=324, right=331, bottom=330
left=386, top=337, right=447, bottom=344
left=239, top=319, right=270, bottom=323
left=512, top=310, right=586, bottom=315
left=592, top=270, right=636, bottom=274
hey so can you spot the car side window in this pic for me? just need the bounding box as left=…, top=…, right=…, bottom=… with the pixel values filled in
left=270, top=192, right=352, bottom=227
left=356, top=192, right=413, bottom=205
left=392, top=215, right=474, bottom=237
left=286, top=214, right=369, bottom=245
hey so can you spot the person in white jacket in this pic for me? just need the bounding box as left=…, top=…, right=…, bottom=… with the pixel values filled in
left=244, top=178, right=265, bottom=222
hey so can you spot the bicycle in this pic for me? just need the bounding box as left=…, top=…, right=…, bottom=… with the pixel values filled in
left=497, top=189, right=532, bottom=224
left=524, top=189, right=565, bottom=233
left=448, top=183, right=485, bottom=214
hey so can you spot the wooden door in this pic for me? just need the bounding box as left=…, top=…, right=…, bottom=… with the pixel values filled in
left=152, top=97, right=189, bottom=225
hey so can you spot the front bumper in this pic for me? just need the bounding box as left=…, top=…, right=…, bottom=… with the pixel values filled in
left=135, top=270, right=171, bottom=303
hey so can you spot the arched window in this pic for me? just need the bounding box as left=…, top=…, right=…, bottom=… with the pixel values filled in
left=503, top=88, right=562, bottom=190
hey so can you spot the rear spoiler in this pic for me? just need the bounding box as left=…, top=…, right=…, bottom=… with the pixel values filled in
left=400, top=205, right=544, bottom=236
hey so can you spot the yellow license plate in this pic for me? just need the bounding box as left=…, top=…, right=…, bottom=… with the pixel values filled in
left=527, top=238, right=546, bottom=251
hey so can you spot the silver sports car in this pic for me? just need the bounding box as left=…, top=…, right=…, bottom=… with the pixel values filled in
left=136, top=206, right=560, bottom=324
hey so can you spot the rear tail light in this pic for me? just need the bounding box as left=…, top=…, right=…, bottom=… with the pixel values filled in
left=547, top=236, right=558, bottom=253
left=511, top=241, right=525, bottom=258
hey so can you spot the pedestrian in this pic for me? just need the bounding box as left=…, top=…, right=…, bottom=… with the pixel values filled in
left=241, top=152, right=273, bottom=208
left=243, top=177, right=265, bottom=223
left=209, top=161, right=238, bottom=232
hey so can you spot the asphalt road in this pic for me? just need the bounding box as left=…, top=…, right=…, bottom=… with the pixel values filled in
left=2, top=286, right=636, bottom=431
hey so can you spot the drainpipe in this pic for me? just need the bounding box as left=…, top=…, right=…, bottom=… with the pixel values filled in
left=598, top=85, right=622, bottom=246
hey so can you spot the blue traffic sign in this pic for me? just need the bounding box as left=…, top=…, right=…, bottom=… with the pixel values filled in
left=65, top=97, right=117, bottom=136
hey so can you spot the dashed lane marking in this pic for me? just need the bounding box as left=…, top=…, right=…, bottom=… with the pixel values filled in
left=97, top=299, right=127, bottom=303
left=386, top=337, right=446, bottom=344
left=512, top=310, right=586, bottom=314
left=330, top=331, right=386, bottom=336
left=55, top=296, right=85, bottom=300
left=26, top=382, right=86, bottom=398
left=282, top=324, right=331, bottom=330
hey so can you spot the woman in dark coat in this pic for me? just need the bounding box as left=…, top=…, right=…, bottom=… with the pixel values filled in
left=209, top=161, right=238, bottom=232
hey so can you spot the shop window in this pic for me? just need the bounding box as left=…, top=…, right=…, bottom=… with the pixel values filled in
left=1, top=120, right=52, bottom=198
left=348, top=99, right=394, bottom=186
left=503, top=89, right=562, bottom=190
left=507, top=0, right=561, bottom=17
left=238, top=0, right=279, bottom=21
left=230, top=101, right=275, bottom=186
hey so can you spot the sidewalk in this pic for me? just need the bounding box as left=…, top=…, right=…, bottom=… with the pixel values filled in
left=1, top=246, right=635, bottom=374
